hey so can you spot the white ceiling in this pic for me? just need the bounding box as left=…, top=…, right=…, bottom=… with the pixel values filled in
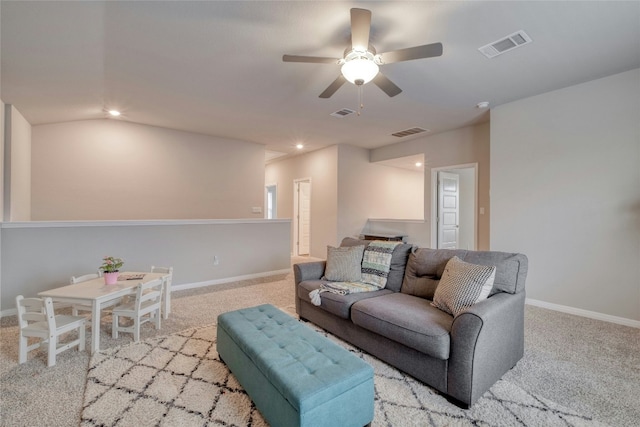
left=2, top=1, right=639, bottom=158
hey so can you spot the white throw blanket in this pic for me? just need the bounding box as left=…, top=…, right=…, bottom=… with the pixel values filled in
left=309, top=241, right=401, bottom=306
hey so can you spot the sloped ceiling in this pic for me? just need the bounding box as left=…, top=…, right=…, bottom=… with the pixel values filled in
left=2, top=1, right=639, bottom=157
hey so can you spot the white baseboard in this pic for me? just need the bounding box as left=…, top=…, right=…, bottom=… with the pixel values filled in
left=0, top=269, right=291, bottom=318
left=171, top=269, right=291, bottom=293
left=526, top=298, right=640, bottom=328
left=1, top=308, right=17, bottom=318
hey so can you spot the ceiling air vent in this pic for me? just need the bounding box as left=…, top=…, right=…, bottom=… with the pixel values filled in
left=392, top=127, right=429, bottom=138
left=330, top=108, right=356, bottom=118
left=478, top=30, right=532, bottom=59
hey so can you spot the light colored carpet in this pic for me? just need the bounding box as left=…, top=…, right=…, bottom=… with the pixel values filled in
left=81, top=320, right=605, bottom=427
left=1, top=263, right=639, bottom=426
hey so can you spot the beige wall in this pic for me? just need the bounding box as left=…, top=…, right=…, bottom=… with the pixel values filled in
left=370, top=122, right=490, bottom=249
left=4, top=105, right=31, bottom=221
left=491, top=68, right=640, bottom=322
left=31, top=119, right=265, bottom=220
left=265, top=145, right=339, bottom=258
left=265, top=144, right=425, bottom=257
left=337, top=144, right=423, bottom=241
left=266, top=131, right=485, bottom=255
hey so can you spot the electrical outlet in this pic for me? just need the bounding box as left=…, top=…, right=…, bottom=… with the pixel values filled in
left=252, top=206, right=262, bottom=214
left=213, top=256, right=220, bottom=266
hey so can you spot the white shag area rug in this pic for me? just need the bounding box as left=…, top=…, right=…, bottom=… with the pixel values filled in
left=81, top=322, right=606, bottom=427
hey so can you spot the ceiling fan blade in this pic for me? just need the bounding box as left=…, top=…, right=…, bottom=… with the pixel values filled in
left=380, top=42, right=443, bottom=64
left=350, top=8, right=371, bottom=50
left=319, top=75, right=347, bottom=98
left=373, top=73, right=402, bottom=97
left=282, top=55, right=338, bottom=64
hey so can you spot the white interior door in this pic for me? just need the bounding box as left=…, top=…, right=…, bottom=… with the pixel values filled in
left=438, top=171, right=459, bottom=249
left=294, top=179, right=311, bottom=255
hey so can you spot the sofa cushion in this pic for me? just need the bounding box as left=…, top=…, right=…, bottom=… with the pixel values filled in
left=431, top=256, right=496, bottom=316
left=401, top=248, right=528, bottom=298
left=298, top=280, right=393, bottom=319
left=351, top=293, right=453, bottom=360
left=462, top=251, right=528, bottom=295
left=401, top=248, right=468, bottom=299
left=340, top=237, right=412, bottom=293
left=323, top=245, right=365, bottom=282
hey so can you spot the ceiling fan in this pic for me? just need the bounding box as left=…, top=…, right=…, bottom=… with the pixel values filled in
left=283, top=8, right=443, bottom=99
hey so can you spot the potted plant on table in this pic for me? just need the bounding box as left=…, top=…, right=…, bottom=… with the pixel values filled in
left=100, top=256, right=124, bottom=285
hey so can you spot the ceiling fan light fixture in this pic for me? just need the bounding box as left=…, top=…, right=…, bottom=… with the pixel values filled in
left=341, top=50, right=379, bottom=85
left=284, top=8, right=443, bottom=99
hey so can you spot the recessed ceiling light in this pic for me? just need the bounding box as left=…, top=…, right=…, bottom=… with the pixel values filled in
left=415, top=162, right=422, bottom=167
left=108, top=110, right=121, bottom=117
left=476, top=102, right=490, bottom=109
left=296, top=143, right=304, bottom=150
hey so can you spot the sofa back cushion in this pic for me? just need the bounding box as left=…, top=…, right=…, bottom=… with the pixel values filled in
left=463, top=251, right=528, bottom=295
left=401, top=249, right=467, bottom=299
left=340, top=237, right=413, bottom=292
left=401, top=248, right=528, bottom=299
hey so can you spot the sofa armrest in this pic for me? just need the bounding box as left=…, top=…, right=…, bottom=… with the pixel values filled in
left=293, top=261, right=326, bottom=286
left=447, top=291, right=526, bottom=406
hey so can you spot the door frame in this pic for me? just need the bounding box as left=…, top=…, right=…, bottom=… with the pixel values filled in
left=430, top=163, right=478, bottom=250
left=293, top=178, right=312, bottom=256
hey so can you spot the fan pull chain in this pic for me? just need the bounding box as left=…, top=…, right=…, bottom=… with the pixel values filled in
left=357, top=85, right=364, bottom=116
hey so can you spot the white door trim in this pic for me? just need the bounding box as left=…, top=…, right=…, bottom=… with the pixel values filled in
left=430, top=163, right=478, bottom=250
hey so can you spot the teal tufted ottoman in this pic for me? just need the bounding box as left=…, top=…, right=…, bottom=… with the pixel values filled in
left=217, top=304, right=374, bottom=427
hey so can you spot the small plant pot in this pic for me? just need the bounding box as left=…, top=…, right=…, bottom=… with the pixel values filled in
left=104, top=272, right=119, bottom=285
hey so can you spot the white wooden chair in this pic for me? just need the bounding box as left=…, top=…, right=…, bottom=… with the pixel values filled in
left=151, top=266, right=173, bottom=319
left=16, top=295, right=86, bottom=367
left=112, top=278, right=164, bottom=342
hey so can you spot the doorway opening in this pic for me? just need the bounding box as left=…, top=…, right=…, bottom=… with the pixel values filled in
left=265, top=184, right=277, bottom=219
left=293, top=178, right=311, bottom=256
left=431, top=164, right=477, bottom=250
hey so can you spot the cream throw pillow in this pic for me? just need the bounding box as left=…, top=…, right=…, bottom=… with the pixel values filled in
left=323, top=245, right=365, bottom=282
left=431, top=256, right=496, bottom=316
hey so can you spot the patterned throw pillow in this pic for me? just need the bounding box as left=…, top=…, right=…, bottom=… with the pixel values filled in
left=431, top=256, right=496, bottom=316
left=323, top=245, right=365, bottom=282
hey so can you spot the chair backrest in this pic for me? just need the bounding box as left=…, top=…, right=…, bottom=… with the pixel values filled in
left=151, top=266, right=173, bottom=284
left=71, top=273, right=100, bottom=284
left=16, top=295, right=55, bottom=333
left=151, top=266, right=173, bottom=274
left=135, top=279, right=164, bottom=310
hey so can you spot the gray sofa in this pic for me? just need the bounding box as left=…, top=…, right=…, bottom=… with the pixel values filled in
left=293, top=237, right=528, bottom=408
